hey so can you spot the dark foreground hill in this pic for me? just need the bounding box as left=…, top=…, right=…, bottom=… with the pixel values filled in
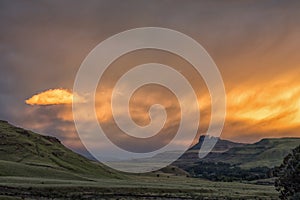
left=0, top=120, right=121, bottom=180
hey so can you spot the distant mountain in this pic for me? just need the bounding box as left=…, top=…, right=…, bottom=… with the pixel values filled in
left=201, top=137, right=300, bottom=168
left=2, top=119, right=298, bottom=182
left=173, top=135, right=300, bottom=181
left=179, top=135, right=245, bottom=160
left=0, top=120, right=122, bottom=180
left=190, top=135, right=245, bottom=152
left=175, top=135, right=300, bottom=169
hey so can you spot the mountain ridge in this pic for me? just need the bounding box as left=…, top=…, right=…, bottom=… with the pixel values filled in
left=174, top=135, right=300, bottom=174
left=1, top=119, right=299, bottom=181
left=0, top=120, right=122, bottom=180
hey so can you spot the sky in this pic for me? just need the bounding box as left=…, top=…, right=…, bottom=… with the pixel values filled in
left=1, top=0, right=300, bottom=157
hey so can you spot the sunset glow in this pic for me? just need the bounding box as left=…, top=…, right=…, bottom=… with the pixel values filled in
left=25, top=88, right=79, bottom=105
left=227, top=78, right=300, bottom=125
left=24, top=72, right=300, bottom=144
left=2, top=0, right=299, bottom=156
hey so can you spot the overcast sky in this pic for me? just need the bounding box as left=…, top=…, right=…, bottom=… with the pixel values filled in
left=1, top=0, right=300, bottom=157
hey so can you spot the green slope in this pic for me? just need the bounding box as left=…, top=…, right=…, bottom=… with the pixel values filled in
left=225, top=138, right=300, bottom=168
left=0, top=120, right=122, bottom=180
left=173, top=136, right=299, bottom=181
left=176, top=136, right=300, bottom=169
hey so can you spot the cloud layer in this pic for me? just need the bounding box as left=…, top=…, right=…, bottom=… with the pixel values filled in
left=1, top=0, right=300, bottom=157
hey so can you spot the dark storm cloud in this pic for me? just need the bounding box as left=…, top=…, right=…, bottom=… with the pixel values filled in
left=1, top=0, right=300, bottom=155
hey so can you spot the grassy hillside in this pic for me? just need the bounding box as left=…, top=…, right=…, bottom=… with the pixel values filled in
left=175, top=136, right=300, bottom=169
left=0, top=120, right=122, bottom=180
left=173, top=136, right=300, bottom=181
left=0, top=120, right=281, bottom=199
left=203, top=137, right=300, bottom=169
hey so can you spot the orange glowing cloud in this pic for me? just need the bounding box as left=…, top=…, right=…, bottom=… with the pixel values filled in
left=25, top=88, right=84, bottom=105
left=25, top=72, right=300, bottom=146
left=227, top=78, right=300, bottom=126
left=217, top=74, right=300, bottom=142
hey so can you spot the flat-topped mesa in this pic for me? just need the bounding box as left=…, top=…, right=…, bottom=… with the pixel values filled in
left=198, top=135, right=219, bottom=143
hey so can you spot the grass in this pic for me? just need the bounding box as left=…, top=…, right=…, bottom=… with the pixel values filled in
left=238, top=138, right=300, bottom=168
left=0, top=160, right=90, bottom=181
left=0, top=120, right=282, bottom=199
left=0, top=120, right=123, bottom=179
left=0, top=175, right=279, bottom=199
left=181, top=137, right=300, bottom=169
